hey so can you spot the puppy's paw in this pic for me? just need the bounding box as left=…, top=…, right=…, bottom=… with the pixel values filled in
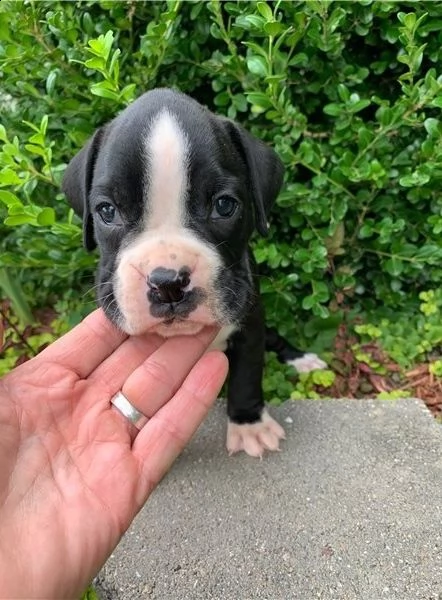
left=287, top=353, right=327, bottom=373
left=226, top=411, right=286, bottom=458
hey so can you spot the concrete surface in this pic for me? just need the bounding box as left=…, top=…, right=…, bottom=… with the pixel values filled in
left=96, top=399, right=442, bottom=600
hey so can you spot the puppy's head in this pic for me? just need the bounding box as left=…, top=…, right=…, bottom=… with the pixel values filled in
left=63, top=89, right=284, bottom=336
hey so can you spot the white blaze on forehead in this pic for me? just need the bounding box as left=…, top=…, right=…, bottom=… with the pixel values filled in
left=144, top=110, right=189, bottom=229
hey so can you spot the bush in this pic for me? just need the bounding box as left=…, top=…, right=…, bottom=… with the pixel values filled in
left=1, top=0, right=442, bottom=360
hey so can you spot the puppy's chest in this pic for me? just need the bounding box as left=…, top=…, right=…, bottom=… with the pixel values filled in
left=209, top=324, right=238, bottom=352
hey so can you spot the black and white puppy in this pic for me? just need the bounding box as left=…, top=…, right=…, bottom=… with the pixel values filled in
left=63, top=88, right=325, bottom=457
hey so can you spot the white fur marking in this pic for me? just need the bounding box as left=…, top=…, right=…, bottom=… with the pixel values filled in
left=287, top=353, right=327, bottom=373
left=226, top=410, right=286, bottom=458
left=144, top=110, right=188, bottom=230
left=210, top=324, right=238, bottom=352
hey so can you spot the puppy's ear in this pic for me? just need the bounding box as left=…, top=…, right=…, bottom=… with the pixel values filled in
left=223, top=120, right=284, bottom=236
left=62, top=128, right=104, bottom=251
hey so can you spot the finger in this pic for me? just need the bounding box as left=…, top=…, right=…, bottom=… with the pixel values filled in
left=119, top=326, right=220, bottom=420
left=132, top=350, right=228, bottom=499
left=38, top=309, right=127, bottom=379
left=88, top=333, right=163, bottom=392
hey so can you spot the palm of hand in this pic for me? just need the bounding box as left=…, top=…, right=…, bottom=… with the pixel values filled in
left=0, top=358, right=146, bottom=596
left=0, top=311, right=227, bottom=599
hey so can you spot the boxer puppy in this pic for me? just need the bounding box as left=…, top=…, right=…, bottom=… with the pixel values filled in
left=63, top=88, right=325, bottom=457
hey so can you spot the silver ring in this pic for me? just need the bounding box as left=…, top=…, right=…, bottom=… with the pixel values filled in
left=110, top=391, right=149, bottom=430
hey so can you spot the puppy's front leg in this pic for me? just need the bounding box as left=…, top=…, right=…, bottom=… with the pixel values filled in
left=226, top=300, right=285, bottom=458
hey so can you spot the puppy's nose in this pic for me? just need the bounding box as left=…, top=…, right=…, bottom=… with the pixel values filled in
left=147, top=267, right=191, bottom=304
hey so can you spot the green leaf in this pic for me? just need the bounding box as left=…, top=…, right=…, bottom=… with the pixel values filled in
left=376, top=105, right=393, bottom=126
left=302, top=295, right=315, bottom=310
left=398, top=12, right=415, bottom=30
left=0, top=13, right=11, bottom=40
left=120, top=84, right=137, bottom=104
left=80, top=586, right=100, bottom=600
left=84, top=56, right=106, bottom=71
left=424, top=118, right=439, bottom=136
left=312, top=280, right=330, bottom=302
left=90, top=82, right=119, bottom=100
left=24, top=144, right=46, bottom=157
left=214, top=91, right=230, bottom=107
left=288, top=53, right=308, bottom=67
left=323, top=103, right=342, bottom=116
left=234, top=14, right=265, bottom=30
left=0, top=169, right=22, bottom=186
left=40, top=115, right=48, bottom=136
left=245, top=92, right=273, bottom=109
left=4, top=215, right=36, bottom=226
left=246, top=55, right=268, bottom=77
left=22, top=120, right=40, bottom=134
left=232, top=93, right=247, bottom=112
left=0, top=269, right=33, bottom=325
left=264, top=21, right=283, bottom=36
left=384, top=257, right=403, bottom=277
left=209, top=22, right=222, bottom=39
left=88, top=30, right=115, bottom=60
left=0, top=190, right=20, bottom=208
left=399, top=171, right=431, bottom=187
left=242, top=41, right=269, bottom=58
left=430, top=97, right=442, bottom=108
left=82, top=12, right=95, bottom=35
left=28, top=132, right=45, bottom=145
left=348, top=99, right=370, bottom=113
left=265, top=74, right=286, bottom=84
left=257, top=2, right=273, bottom=22
left=329, top=7, right=346, bottom=32
left=109, top=48, right=121, bottom=78
left=46, top=70, right=58, bottom=96
left=358, top=127, right=373, bottom=149
left=37, top=207, right=56, bottom=226
left=337, top=84, right=349, bottom=102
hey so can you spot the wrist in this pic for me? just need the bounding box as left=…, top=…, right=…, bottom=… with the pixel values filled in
left=0, top=544, right=80, bottom=599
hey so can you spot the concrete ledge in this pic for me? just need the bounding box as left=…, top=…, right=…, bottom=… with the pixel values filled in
left=97, top=399, right=442, bottom=600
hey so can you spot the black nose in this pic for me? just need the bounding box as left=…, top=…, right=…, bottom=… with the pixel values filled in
left=147, top=267, right=191, bottom=304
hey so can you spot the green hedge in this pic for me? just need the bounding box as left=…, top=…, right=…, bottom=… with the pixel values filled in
left=1, top=0, right=441, bottom=353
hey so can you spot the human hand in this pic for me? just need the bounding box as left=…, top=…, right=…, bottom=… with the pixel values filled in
left=0, top=309, right=228, bottom=599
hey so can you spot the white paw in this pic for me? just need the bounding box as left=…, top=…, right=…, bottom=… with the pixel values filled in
left=226, top=410, right=286, bottom=458
left=287, top=353, right=327, bottom=373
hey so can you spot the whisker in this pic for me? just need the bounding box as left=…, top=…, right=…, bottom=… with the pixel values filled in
left=212, top=239, right=228, bottom=250
left=82, top=280, right=116, bottom=299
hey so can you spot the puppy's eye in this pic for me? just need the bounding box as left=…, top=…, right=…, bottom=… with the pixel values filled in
left=96, top=202, right=116, bottom=224
left=212, top=196, right=238, bottom=219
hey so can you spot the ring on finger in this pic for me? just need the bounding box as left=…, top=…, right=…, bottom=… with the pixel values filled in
left=110, top=391, right=149, bottom=430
